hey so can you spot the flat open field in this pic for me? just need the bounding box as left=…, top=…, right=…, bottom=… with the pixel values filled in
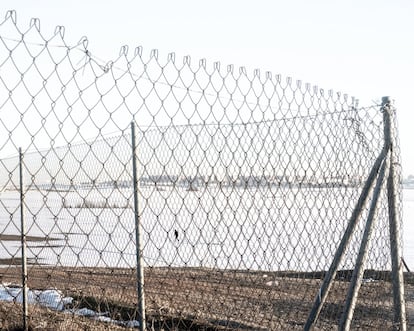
left=0, top=189, right=411, bottom=330
left=0, top=266, right=403, bottom=330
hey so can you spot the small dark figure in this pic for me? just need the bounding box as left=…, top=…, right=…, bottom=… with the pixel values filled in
left=174, top=229, right=179, bottom=241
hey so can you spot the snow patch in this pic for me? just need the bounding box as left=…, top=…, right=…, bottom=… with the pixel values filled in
left=0, top=284, right=139, bottom=328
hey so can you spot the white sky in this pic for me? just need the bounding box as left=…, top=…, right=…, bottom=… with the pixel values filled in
left=2, top=0, right=414, bottom=176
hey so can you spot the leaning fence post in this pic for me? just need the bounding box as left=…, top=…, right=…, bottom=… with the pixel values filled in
left=382, top=96, right=407, bottom=331
left=338, top=152, right=389, bottom=330
left=19, top=148, right=28, bottom=331
left=304, top=143, right=388, bottom=330
left=131, top=122, right=146, bottom=331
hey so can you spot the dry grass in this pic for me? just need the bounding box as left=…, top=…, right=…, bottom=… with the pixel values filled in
left=0, top=301, right=128, bottom=331
left=0, top=266, right=398, bottom=330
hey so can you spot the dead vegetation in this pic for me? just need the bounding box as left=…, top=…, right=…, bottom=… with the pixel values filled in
left=0, top=266, right=399, bottom=330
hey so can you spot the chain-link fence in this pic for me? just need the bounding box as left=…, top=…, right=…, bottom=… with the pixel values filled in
left=0, top=10, right=407, bottom=330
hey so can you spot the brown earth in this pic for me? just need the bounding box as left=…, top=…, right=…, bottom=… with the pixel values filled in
left=0, top=266, right=406, bottom=330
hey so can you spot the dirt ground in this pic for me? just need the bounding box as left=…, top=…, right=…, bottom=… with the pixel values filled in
left=0, top=266, right=406, bottom=330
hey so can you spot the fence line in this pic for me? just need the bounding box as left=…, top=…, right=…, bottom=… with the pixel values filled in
left=0, top=10, right=407, bottom=330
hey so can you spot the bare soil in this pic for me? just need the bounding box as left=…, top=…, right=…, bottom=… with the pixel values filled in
left=0, top=266, right=404, bottom=330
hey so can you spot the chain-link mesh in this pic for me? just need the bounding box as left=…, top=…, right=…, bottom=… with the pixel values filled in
left=0, top=10, right=406, bottom=330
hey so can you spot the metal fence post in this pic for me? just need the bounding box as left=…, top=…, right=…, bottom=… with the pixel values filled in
left=304, top=145, right=388, bottom=330
left=19, top=148, right=28, bottom=331
left=131, top=122, right=146, bottom=331
left=338, top=152, right=389, bottom=330
left=383, top=96, right=407, bottom=331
